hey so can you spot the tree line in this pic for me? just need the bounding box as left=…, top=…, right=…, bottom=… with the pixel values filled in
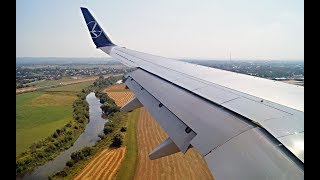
left=16, top=75, right=121, bottom=176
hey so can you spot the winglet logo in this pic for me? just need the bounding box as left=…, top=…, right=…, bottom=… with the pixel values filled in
left=87, top=21, right=102, bottom=39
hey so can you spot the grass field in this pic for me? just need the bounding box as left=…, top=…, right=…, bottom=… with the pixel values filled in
left=16, top=91, right=75, bottom=155
left=116, top=109, right=140, bottom=180
left=16, top=81, right=94, bottom=155
left=26, top=76, right=96, bottom=87
left=45, top=81, right=94, bottom=92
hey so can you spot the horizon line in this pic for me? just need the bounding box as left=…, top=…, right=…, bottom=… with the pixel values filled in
left=16, top=57, right=304, bottom=61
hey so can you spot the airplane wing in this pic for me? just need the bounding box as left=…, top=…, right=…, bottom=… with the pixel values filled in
left=80, top=7, right=304, bottom=179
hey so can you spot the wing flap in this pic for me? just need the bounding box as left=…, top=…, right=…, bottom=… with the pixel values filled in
left=124, top=72, right=196, bottom=153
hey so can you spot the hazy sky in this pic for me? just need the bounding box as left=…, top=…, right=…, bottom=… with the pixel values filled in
left=16, top=0, right=304, bottom=60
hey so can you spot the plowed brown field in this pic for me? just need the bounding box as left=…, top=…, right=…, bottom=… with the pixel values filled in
left=73, top=147, right=126, bottom=180
left=134, top=108, right=214, bottom=180
left=106, top=91, right=134, bottom=107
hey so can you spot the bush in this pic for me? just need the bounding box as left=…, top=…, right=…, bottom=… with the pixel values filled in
left=55, top=170, right=67, bottom=177
left=67, top=136, right=73, bottom=141
left=71, top=151, right=84, bottom=162
left=66, top=123, right=72, bottom=127
left=36, top=151, right=45, bottom=158
left=98, top=133, right=105, bottom=139
left=45, top=144, right=56, bottom=153
left=111, top=134, right=123, bottom=148
left=46, top=136, right=54, bottom=142
left=105, top=122, right=114, bottom=127
left=54, top=141, right=61, bottom=148
left=103, top=126, right=113, bottom=135
left=56, top=129, right=61, bottom=134
left=100, top=101, right=119, bottom=115
left=66, top=159, right=74, bottom=167
left=81, top=147, right=93, bottom=157
left=35, top=142, right=43, bottom=148
left=53, top=131, right=59, bottom=138
left=120, top=127, right=127, bottom=132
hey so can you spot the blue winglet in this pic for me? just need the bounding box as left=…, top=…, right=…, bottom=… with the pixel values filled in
left=80, top=7, right=115, bottom=48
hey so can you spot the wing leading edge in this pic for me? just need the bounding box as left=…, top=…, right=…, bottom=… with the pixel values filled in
left=80, top=7, right=304, bottom=179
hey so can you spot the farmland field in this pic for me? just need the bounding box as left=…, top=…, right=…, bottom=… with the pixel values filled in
left=106, top=91, right=134, bottom=107
left=103, top=83, right=126, bottom=92
left=45, top=80, right=94, bottom=92
left=16, top=81, right=94, bottom=155
left=134, top=107, right=214, bottom=180
left=73, top=147, right=126, bottom=180
left=17, top=74, right=121, bottom=94
left=104, top=84, right=213, bottom=179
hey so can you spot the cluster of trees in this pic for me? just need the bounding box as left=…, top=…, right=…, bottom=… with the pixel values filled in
left=93, top=76, right=121, bottom=116
left=100, top=97, right=119, bottom=116
left=73, top=93, right=90, bottom=123
left=66, top=147, right=93, bottom=167
left=93, top=76, right=124, bottom=147
left=101, top=120, right=124, bottom=148
left=93, top=75, right=121, bottom=89
left=111, top=134, right=123, bottom=148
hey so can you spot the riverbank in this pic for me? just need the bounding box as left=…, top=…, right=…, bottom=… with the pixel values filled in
left=16, top=89, right=90, bottom=176
left=16, top=75, right=122, bottom=177
left=49, top=111, right=130, bottom=179
left=21, top=93, right=108, bottom=179
left=49, top=83, right=138, bottom=179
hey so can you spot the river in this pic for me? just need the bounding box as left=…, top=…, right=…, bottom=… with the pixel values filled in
left=20, top=92, right=107, bottom=179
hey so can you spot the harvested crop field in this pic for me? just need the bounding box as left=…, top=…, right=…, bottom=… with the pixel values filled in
left=73, top=147, right=127, bottom=180
left=134, top=107, right=214, bottom=180
left=104, top=83, right=127, bottom=92
left=106, top=91, right=134, bottom=107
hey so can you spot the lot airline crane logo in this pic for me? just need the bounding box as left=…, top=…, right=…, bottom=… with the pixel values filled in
left=87, top=21, right=102, bottom=38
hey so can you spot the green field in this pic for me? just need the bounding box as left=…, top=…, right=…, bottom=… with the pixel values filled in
left=45, top=81, right=94, bottom=92
left=116, top=109, right=140, bottom=180
left=16, top=81, right=94, bottom=155
left=16, top=91, right=76, bottom=155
